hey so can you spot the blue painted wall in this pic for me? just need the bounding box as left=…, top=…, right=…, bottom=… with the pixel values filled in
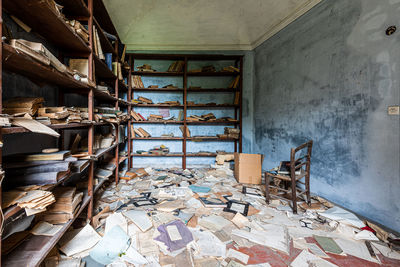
left=253, top=0, right=400, bottom=232
left=130, top=51, right=254, bottom=168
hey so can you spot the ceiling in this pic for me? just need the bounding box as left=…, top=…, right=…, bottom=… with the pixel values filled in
left=103, top=0, right=321, bottom=51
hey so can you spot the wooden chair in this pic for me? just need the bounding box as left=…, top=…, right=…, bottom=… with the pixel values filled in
left=265, top=140, right=313, bottom=213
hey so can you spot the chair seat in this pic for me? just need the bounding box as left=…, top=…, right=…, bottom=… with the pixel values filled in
left=267, top=170, right=306, bottom=181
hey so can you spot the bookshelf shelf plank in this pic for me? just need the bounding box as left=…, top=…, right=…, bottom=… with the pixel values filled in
left=4, top=0, right=90, bottom=53
left=132, top=104, right=183, bottom=108
left=132, top=71, right=183, bottom=77
left=131, top=121, right=184, bottom=125
left=187, top=72, right=239, bottom=77
left=133, top=87, right=183, bottom=92
left=1, top=122, right=109, bottom=135
left=2, top=44, right=90, bottom=90
left=2, top=195, right=92, bottom=267
left=187, top=137, right=237, bottom=142
left=56, top=0, right=90, bottom=17
left=186, top=153, right=218, bottom=157
left=132, top=137, right=184, bottom=140
left=131, top=153, right=184, bottom=157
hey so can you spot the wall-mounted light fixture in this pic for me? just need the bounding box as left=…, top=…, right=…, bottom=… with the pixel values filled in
left=386, top=26, right=396, bottom=36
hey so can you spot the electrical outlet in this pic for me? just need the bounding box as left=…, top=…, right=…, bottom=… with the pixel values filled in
left=388, top=106, right=400, bottom=115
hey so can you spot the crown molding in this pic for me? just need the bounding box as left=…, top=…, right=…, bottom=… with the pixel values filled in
left=126, top=43, right=253, bottom=51
left=250, top=0, right=322, bottom=49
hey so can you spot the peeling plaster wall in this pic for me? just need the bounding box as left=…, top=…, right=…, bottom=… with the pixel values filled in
left=129, top=51, right=254, bottom=168
left=253, top=0, right=400, bottom=232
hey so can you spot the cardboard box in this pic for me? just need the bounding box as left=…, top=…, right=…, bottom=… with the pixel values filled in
left=234, top=153, right=263, bottom=184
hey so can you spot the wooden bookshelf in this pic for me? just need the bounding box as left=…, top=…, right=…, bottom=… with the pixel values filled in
left=129, top=53, right=243, bottom=169
left=0, top=0, right=129, bottom=265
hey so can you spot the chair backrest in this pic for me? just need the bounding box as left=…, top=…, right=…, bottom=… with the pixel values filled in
left=290, top=140, right=313, bottom=176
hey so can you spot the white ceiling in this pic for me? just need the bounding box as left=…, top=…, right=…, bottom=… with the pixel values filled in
left=104, top=0, right=321, bottom=51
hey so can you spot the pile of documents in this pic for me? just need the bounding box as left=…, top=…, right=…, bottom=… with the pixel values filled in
left=218, top=127, right=240, bottom=139
left=186, top=113, right=216, bottom=121
left=41, top=164, right=400, bottom=267
left=136, top=145, right=170, bottom=155
left=3, top=189, right=55, bottom=216
left=167, top=61, right=185, bottom=72
left=39, top=187, right=83, bottom=224
left=4, top=150, right=73, bottom=187
left=95, top=107, right=129, bottom=123
left=131, top=75, right=144, bottom=88
left=3, top=97, right=44, bottom=116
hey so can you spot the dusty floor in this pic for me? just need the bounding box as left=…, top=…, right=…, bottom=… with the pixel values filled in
left=51, top=166, right=400, bottom=267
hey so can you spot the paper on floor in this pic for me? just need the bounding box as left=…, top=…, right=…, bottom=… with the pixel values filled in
left=105, top=212, right=128, bottom=234
left=60, top=224, right=101, bottom=257
left=335, top=238, right=378, bottom=263
left=227, top=249, right=249, bottom=264
left=89, top=225, right=131, bottom=265
left=190, top=228, right=226, bottom=257
left=318, top=206, right=365, bottom=228
left=123, top=210, right=153, bottom=232
left=290, top=250, right=338, bottom=267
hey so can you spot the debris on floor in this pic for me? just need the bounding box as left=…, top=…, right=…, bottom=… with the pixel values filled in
left=44, top=166, right=400, bottom=266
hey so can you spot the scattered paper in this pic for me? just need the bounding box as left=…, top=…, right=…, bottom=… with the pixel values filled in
left=60, top=224, right=101, bottom=257
left=89, top=225, right=131, bottom=265
left=123, top=210, right=153, bottom=232
left=227, top=249, right=249, bottom=264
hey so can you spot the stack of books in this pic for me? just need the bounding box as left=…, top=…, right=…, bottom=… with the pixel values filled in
left=39, top=187, right=83, bottom=224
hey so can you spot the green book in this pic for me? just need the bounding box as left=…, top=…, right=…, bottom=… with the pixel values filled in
left=313, top=235, right=343, bottom=254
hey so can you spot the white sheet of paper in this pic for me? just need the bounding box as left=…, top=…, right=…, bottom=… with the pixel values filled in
left=227, top=248, right=249, bottom=264
left=308, top=243, right=329, bottom=258
left=105, top=212, right=128, bottom=234
left=290, top=250, right=337, bottom=267
left=230, top=203, right=246, bottom=214
left=318, top=207, right=365, bottom=228
left=121, top=244, right=148, bottom=265
left=166, top=225, right=182, bottom=241
left=31, top=221, right=63, bottom=236
left=190, top=228, right=226, bottom=257
left=335, top=238, right=378, bottom=263
left=60, top=224, right=101, bottom=256
left=371, top=242, right=400, bottom=260
left=354, top=230, right=379, bottom=241
left=123, top=210, right=153, bottom=232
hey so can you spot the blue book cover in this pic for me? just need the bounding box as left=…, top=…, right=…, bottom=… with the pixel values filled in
left=105, top=53, right=112, bottom=70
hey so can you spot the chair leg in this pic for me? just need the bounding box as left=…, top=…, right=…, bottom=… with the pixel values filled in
left=306, top=174, right=311, bottom=205
left=265, top=172, right=270, bottom=204
left=291, top=179, right=297, bottom=214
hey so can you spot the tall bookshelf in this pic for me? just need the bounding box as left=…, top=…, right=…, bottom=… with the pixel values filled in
left=128, top=53, right=243, bottom=169
left=0, top=0, right=129, bottom=265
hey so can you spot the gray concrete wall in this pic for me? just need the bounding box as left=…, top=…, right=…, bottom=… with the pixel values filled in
left=253, top=0, right=400, bottom=232
left=129, top=50, right=254, bottom=168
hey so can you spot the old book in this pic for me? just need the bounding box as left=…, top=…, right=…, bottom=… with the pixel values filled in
left=94, top=168, right=113, bottom=179
left=69, top=59, right=89, bottom=76
left=138, top=96, right=153, bottom=104
left=14, top=39, right=67, bottom=72
left=10, top=39, right=50, bottom=66
left=48, top=191, right=83, bottom=214
left=3, top=97, right=44, bottom=116
left=223, top=66, right=240, bottom=72
left=179, top=126, right=190, bottom=137
left=11, top=117, right=60, bottom=137
left=133, top=128, right=144, bottom=137
left=95, top=27, right=104, bottom=60
left=234, top=91, right=240, bottom=105
left=38, top=107, right=70, bottom=119
left=12, top=151, right=71, bottom=162
left=138, top=128, right=151, bottom=137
